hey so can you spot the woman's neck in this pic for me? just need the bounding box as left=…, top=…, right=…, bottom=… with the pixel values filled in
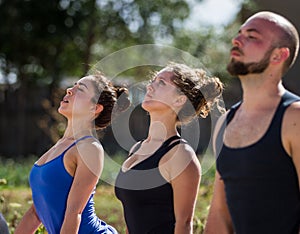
left=146, top=119, right=178, bottom=143
left=63, top=122, right=95, bottom=139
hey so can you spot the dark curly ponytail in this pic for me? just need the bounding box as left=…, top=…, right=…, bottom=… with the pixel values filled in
left=89, top=72, right=130, bottom=129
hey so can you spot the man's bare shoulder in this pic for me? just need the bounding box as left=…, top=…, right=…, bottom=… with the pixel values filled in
left=285, top=100, right=300, bottom=121
left=282, top=101, right=300, bottom=156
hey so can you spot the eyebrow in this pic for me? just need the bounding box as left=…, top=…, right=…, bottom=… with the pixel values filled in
left=155, top=76, right=170, bottom=82
left=75, top=82, right=89, bottom=90
left=155, top=76, right=178, bottom=87
left=239, top=28, right=261, bottom=34
left=156, top=76, right=165, bottom=80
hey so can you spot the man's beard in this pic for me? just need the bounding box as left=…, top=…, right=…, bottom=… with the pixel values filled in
left=227, top=47, right=274, bottom=76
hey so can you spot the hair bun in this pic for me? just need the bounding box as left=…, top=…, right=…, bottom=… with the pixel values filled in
left=114, top=86, right=130, bottom=112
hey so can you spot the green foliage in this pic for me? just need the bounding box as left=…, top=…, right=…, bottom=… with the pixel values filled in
left=172, top=21, right=242, bottom=82
left=0, top=0, right=86, bottom=82
left=0, top=0, right=192, bottom=86
left=0, top=156, right=37, bottom=188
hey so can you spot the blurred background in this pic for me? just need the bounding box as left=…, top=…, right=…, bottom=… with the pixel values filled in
left=0, top=0, right=299, bottom=161
left=1, top=0, right=300, bottom=233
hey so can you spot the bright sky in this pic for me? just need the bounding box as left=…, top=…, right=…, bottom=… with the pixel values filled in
left=185, top=0, right=244, bottom=29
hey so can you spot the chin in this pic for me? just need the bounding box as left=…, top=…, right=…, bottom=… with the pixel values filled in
left=142, top=100, right=159, bottom=112
left=58, top=107, right=69, bottom=117
left=141, top=102, right=149, bottom=111
left=142, top=101, right=169, bottom=113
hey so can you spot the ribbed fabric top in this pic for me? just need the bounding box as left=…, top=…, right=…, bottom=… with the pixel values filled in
left=216, top=91, right=300, bottom=234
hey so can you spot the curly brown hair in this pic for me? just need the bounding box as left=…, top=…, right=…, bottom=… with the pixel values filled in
left=161, top=62, right=225, bottom=124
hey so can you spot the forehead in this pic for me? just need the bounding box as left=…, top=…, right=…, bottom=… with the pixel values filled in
left=77, top=76, right=95, bottom=89
left=242, top=17, right=279, bottom=37
left=155, top=70, right=174, bottom=81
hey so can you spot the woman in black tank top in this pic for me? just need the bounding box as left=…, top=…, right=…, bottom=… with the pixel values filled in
left=115, top=62, right=225, bottom=234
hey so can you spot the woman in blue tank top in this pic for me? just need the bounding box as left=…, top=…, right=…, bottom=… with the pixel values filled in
left=15, top=72, right=130, bottom=234
left=115, top=63, right=225, bottom=233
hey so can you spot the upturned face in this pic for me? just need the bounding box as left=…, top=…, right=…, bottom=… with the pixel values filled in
left=227, top=17, right=278, bottom=76
left=142, top=70, right=184, bottom=114
left=58, top=76, right=99, bottom=120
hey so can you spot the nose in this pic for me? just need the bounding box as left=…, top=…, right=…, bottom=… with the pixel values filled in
left=66, top=87, right=73, bottom=96
left=146, top=83, right=154, bottom=92
left=232, top=34, right=242, bottom=47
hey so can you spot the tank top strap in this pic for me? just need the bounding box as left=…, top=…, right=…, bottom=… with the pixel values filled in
left=151, top=135, right=183, bottom=157
left=129, top=135, right=182, bottom=157
left=129, top=141, right=143, bottom=156
left=226, top=101, right=241, bottom=123
left=74, top=135, right=94, bottom=144
left=215, top=102, right=241, bottom=157
left=151, top=135, right=187, bottom=166
left=161, top=135, right=181, bottom=147
left=267, top=90, right=300, bottom=136
left=61, top=135, right=94, bottom=155
left=282, top=90, right=300, bottom=106
left=159, top=139, right=186, bottom=155
left=162, top=136, right=186, bottom=152
left=277, top=90, right=300, bottom=111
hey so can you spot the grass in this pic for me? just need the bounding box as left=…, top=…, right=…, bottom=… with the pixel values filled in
left=0, top=155, right=215, bottom=234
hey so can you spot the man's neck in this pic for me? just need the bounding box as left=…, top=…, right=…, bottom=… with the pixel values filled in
left=238, top=74, right=285, bottom=110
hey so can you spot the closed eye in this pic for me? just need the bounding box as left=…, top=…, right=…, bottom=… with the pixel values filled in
left=248, top=35, right=257, bottom=39
left=72, top=84, right=84, bottom=92
left=158, top=79, right=166, bottom=85
left=75, top=82, right=88, bottom=91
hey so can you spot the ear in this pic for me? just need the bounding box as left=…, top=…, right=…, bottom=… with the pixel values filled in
left=270, top=47, right=290, bottom=64
left=94, top=104, right=103, bottom=115
left=173, top=95, right=187, bottom=107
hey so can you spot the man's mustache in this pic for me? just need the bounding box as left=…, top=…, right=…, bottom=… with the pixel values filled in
left=231, top=46, right=244, bottom=55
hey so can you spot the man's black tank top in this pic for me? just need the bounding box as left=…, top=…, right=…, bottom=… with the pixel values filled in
left=216, top=91, right=300, bottom=234
left=115, top=135, right=186, bottom=234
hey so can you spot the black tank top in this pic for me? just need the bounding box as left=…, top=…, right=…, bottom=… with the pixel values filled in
left=115, top=135, right=186, bottom=234
left=216, top=91, right=300, bottom=234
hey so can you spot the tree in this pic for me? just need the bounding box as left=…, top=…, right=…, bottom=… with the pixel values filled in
left=0, top=0, right=193, bottom=157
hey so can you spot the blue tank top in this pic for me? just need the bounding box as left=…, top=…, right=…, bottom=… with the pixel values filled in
left=115, top=135, right=186, bottom=234
left=216, top=91, right=300, bottom=234
left=29, top=136, right=110, bottom=234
